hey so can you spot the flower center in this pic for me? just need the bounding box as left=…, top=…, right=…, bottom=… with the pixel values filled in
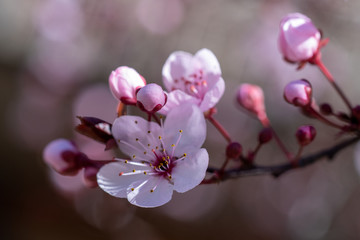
left=173, top=69, right=208, bottom=99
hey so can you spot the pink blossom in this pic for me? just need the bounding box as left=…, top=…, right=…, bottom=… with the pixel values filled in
left=136, top=83, right=167, bottom=113
left=278, top=13, right=321, bottom=62
left=284, top=79, right=312, bottom=107
left=236, top=84, right=267, bottom=122
left=97, top=104, right=208, bottom=208
left=43, top=138, right=81, bottom=175
left=109, top=66, right=146, bottom=105
left=159, top=49, right=225, bottom=114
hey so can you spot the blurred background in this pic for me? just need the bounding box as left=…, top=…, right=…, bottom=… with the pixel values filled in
left=2, top=0, right=360, bottom=239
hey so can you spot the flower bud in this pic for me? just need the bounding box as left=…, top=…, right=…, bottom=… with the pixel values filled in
left=258, top=128, right=273, bottom=144
left=320, top=103, right=333, bottom=115
left=109, top=66, right=146, bottom=105
left=236, top=84, right=267, bottom=121
left=296, top=125, right=316, bottom=146
left=284, top=79, right=312, bottom=107
left=226, top=142, right=242, bottom=159
left=278, top=13, right=321, bottom=62
left=43, top=139, right=81, bottom=175
left=136, top=83, right=167, bottom=113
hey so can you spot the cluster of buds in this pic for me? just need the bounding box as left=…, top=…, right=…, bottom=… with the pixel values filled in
left=42, top=12, right=359, bottom=208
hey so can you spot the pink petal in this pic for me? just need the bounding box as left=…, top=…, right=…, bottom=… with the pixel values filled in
left=97, top=162, right=151, bottom=198
left=172, top=148, right=209, bottom=193
left=112, top=116, right=162, bottom=160
left=162, top=51, right=196, bottom=91
left=194, top=48, right=221, bottom=76
left=163, top=103, right=206, bottom=156
left=158, top=90, right=200, bottom=115
left=199, top=77, right=225, bottom=111
left=127, top=177, right=174, bottom=207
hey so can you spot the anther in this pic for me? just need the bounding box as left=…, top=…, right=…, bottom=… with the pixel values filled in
left=134, top=121, right=138, bottom=124
left=132, top=155, right=136, bottom=158
left=150, top=189, right=154, bottom=193
left=144, top=151, right=147, bottom=154
left=179, top=130, right=183, bottom=133
left=144, top=171, right=147, bottom=175
left=158, top=136, right=162, bottom=140
left=119, top=172, right=124, bottom=176
left=131, top=188, right=134, bottom=191
left=135, top=138, right=139, bottom=141
left=148, top=131, right=151, bottom=134
left=183, top=153, right=187, bottom=157
left=171, top=144, right=175, bottom=147
left=125, top=160, right=128, bottom=163
left=132, top=169, right=136, bottom=172
left=162, top=157, right=165, bottom=160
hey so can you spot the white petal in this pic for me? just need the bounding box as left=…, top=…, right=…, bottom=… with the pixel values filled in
left=199, top=77, right=225, bottom=111
left=112, top=116, right=162, bottom=160
left=158, top=90, right=201, bottom=115
left=127, top=176, right=174, bottom=208
left=162, top=51, right=195, bottom=91
left=195, top=48, right=221, bottom=76
left=97, top=162, right=151, bottom=198
left=172, top=148, right=209, bottom=193
left=163, top=103, right=206, bottom=156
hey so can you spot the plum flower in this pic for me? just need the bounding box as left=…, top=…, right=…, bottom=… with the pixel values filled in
left=159, top=48, right=225, bottom=114
left=97, top=104, right=209, bottom=207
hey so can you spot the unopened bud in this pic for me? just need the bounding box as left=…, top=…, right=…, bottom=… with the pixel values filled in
left=136, top=83, right=167, bottom=113
left=43, top=139, right=81, bottom=175
left=352, top=105, right=360, bottom=120
left=226, top=142, right=242, bottom=159
left=296, top=125, right=316, bottom=146
left=284, top=79, right=312, bottom=107
left=320, top=103, right=333, bottom=115
left=109, top=66, right=146, bottom=105
left=258, top=128, right=273, bottom=144
left=236, top=83, right=267, bottom=121
left=278, top=13, right=321, bottom=63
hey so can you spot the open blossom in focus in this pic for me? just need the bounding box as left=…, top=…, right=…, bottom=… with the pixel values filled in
left=97, top=104, right=208, bottom=207
left=236, top=84, right=268, bottom=124
left=159, top=49, right=225, bottom=114
left=136, top=83, right=167, bottom=113
left=278, top=13, right=321, bottom=63
left=109, top=66, right=146, bottom=105
left=284, top=79, right=312, bottom=107
left=43, top=138, right=81, bottom=175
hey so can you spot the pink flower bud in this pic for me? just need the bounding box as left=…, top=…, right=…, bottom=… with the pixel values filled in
left=284, top=79, right=312, bottom=107
left=236, top=84, right=267, bottom=121
left=278, top=13, right=321, bottom=62
left=296, top=125, right=316, bottom=146
left=109, top=66, right=146, bottom=105
left=136, top=83, right=167, bottom=113
left=43, top=139, right=81, bottom=175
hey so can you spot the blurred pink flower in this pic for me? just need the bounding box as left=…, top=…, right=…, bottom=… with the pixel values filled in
left=97, top=104, right=208, bottom=207
left=160, top=48, right=225, bottom=114
left=34, top=0, right=84, bottom=42
left=278, top=13, right=321, bottom=63
left=109, top=66, right=146, bottom=105
left=136, top=83, right=167, bottom=113
left=136, top=0, right=184, bottom=35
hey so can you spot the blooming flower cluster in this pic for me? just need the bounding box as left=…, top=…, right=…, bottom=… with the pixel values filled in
left=43, top=12, right=360, bottom=209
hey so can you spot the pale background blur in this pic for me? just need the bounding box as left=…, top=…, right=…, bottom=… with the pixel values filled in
left=2, top=0, right=360, bottom=239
